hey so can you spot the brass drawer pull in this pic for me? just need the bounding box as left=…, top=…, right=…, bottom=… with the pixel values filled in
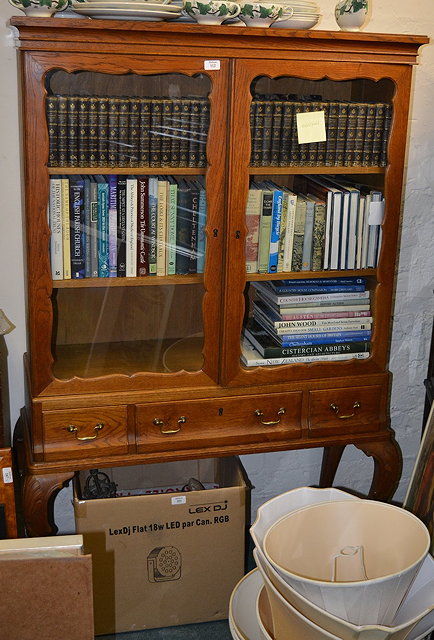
left=153, top=416, right=186, bottom=435
left=66, top=423, right=104, bottom=441
left=330, top=401, right=361, bottom=419
left=255, top=407, right=285, bottom=426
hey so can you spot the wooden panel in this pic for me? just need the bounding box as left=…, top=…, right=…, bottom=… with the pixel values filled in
left=308, top=384, right=386, bottom=437
left=136, top=392, right=303, bottom=453
left=43, top=406, right=129, bottom=460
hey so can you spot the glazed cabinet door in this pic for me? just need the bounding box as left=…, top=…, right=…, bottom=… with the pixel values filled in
left=221, top=57, right=413, bottom=387
left=21, top=51, right=229, bottom=397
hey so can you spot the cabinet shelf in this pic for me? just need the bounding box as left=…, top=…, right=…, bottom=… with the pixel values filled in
left=52, top=337, right=204, bottom=379
left=246, top=269, right=377, bottom=282
left=249, top=166, right=385, bottom=175
left=47, top=167, right=207, bottom=176
left=52, top=274, right=204, bottom=289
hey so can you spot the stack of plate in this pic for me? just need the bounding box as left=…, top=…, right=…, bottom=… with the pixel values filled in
left=271, top=0, right=320, bottom=29
left=71, top=0, right=183, bottom=21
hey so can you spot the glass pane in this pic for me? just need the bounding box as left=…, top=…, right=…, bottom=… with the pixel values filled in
left=46, top=70, right=210, bottom=379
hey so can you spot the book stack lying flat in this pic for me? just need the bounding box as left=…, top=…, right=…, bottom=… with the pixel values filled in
left=241, top=276, right=372, bottom=366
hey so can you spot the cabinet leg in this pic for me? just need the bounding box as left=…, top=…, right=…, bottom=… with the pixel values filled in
left=319, top=445, right=346, bottom=487
left=354, top=437, right=402, bottom=501
left=22, top=471, right=75, bottom=537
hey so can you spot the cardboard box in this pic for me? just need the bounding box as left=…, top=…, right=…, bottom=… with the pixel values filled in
left=73, top=457, right=250, bottom=635
left=0, top=534, right=94, bottom=640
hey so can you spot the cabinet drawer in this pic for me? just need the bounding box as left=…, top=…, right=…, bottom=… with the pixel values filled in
left=43, top=406, right=129, bottom=460
left=308, top=385, right=386, bottom=437
left=136, top=392, right=302, bottom=454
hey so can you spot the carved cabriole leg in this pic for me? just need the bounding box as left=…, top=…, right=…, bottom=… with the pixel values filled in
left=354, top=437, right=403, bottom=502
left=23, top=472, right=74, bottom=537
left=319, top=445, right=346, bottom=487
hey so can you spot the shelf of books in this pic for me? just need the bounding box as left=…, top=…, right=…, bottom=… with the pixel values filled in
left=48, top=173, right=207, bottom=285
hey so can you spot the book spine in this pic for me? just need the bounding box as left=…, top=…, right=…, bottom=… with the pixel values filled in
left=269, top=101, right=283, bottom=167
left=325, top=101, right=339, bottom=167
left=289, top=102, right=304, bottom=166
left=279, top=101, right=293, bottom=166
left=97, top=178, right=109, bottom=278
left=261, top=100, right=274, bottom=166
left=108, top=174, right=118, bottom=277
left=335, top=102, right=348, bottom=166
left=362, top=103, right=376, bottom=166
left=311, top=201, right=326, bottom=271
left=97, top=97, right=109, bottom=167
left=196, top=180, right=207, bottom=274
left=57, top=96, right=68, bottom=168
left=78, top=96, right=90, bottom=168
left=175, top=180, right=192, bottom=275
left=198, top=99, right=209, bottom=168
left=128, top=97, right=140, bottom=168
left=148, top=176, right=158, bottom=275
left=270, top=276, right=366, bottom=289
left=380, top=103, right=392, bottom=167
left=188, top=99, right=201, bottom=168
left=166, top=180, right=178, bottom=276
left=49, top=176, right=63, bottom=280
left=256, top=313, right=372, bottom=329
left=188, top=181, right=199, bottom=274
left=139, top=98, right=151, bottom=167
left=241, top=345, right=370, bottom=366
left=257, top=190, right=273, bottom=273
left=371, top=103, right=386, bottom=166
left=248, top=336, right=370, bottom=359
left=46, top=95, right=59, bottom=167
left=251, top=100, right=265, bottom=167
left=126, top=176, right=137, bottom=277
left=108, top=97, right=120, bottom=168
left=353, top=103, right=367, bottom=166
left=282, top=191, right=297, bottom=272
left=161, top=99, right=173, bottom=168
left=150, top=100, right=163, bottom=168
left=137, top=176, right=148, bottom=277
left=279, top=331, right=371, bottom=346
left=117, top=98, right=130, bottom=168
left=69, top=177, right=85, bottom=279
left=116, top=176, right=127, bottom=277
left=343, top=103, right=358, bottom=167
left=316, top=102, right=328, bottom=166
left=269, top=284, right=366, bottom=294
left=268, top=189, right=283, bottom=273
left=170, top=99, right=182, bottom=168
left=67, top=96, right=79, bottom=168
left=178, top=99, right=191, bottom=168
left=279, top=310, right=372, bottom=320
left=156, top=178, right=168, bottom=276
left=301, top=198, right=315, bottom=271
left=60, top=176, right=71, bottom=280
left=89, top=178, right=98, bottom=278
left=277, top=191, right=288, bottom=272
left=291, top=196, right=306, bottom=272
left=88, top=97, right=99, bottom=168
left=83, top=176, right=92, bottom=277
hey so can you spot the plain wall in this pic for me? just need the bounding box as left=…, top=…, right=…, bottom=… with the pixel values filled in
left=0, top=0, right=432, bottom=531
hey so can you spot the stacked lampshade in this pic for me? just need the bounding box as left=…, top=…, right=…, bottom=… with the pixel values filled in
left=229, top=487, right=434, bottom=640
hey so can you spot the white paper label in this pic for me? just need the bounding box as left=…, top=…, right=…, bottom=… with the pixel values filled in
left=368, top=200, right=385, bottom=225
left=171, top=496, right=186, bottom=505
left=2, top=467, right=13, bottom=484
left=204, top=60, right=220, bottom=71
left=296, top=110, right=327, bottom=144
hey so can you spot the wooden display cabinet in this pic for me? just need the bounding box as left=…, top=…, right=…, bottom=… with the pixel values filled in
left=10, top=18, right=428, bottom=536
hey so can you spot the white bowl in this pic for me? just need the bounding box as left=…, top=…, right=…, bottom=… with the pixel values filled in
left=229, top=569, right=273, bottom=640
left=263, top=500, right=431, bottom=626
left=254, top=546, right=434, bottom=640
left=250, top=486, right=360, bottom=552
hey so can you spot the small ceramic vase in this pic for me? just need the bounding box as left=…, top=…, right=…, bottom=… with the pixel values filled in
left=8, top=0, right=69, bottom=16
left=335, top=0, right=368, bottom=31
